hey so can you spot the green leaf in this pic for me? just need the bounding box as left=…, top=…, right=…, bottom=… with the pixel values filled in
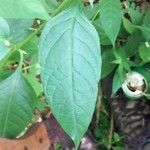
left=113, top=132, right=122, bottom=142
left=142, top=8, right=150, bottom=40
left=0, top=0, right=49, bottom=19
left=134, top=25, right=150, bottom=37
left=125, top=1, right=143, bottom=24
left=25, top=74, right=43, bottom=96
left=125, top=31, right=144, bottom=57
left=101, top=49, right=116, bottom=79
left=99, top=0, right=122, bottom=46
left=93, top=20, right=111, bottom=45
left=123, top=17, right=135, bottom=34
left=0, top=69, right=36, bottom=138
left=113, top=48, right=131, bottom=72
left=138, top=42, right=150, bottom=63
left=112, top=66, right=125, bottom=95
left=39, top=6, right=101, bottom=145
left=0, top=17, right=10, bottom=61
left=112, top=70, right=122, bottom=95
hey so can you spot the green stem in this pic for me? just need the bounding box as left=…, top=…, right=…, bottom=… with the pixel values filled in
left=96, top=82, right=102, bottom=125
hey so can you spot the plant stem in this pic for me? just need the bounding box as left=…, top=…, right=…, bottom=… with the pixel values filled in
left=107, top=111, right=114, bottom=149
left=96, top=82, right=102, bottom=125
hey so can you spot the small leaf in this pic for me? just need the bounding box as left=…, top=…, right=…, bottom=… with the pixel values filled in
left=0, top=0, right=49, bottom=19
left=113, top=132, right=122, bottom=142
left=112, top=66, right=125, bottom=95
left=113, top=48, right=131, bottom=72
left=138, top=42, right=150, bottom=63
left=125, top=1, right=143, bottom=24
left=39, top=6, right=101, bottom=145
left=93, top=20, right=111, bottom=45
left=101, top=49, right=116, bottom=79
left=134, top=25, right=150, bottom=37
left=123, top=17, right=135, bottom=34
left=99, top=0, right=122, bottom=46
left=125, top=31, right=144, bottom=57
left=0, top=69, right=36, bottom=138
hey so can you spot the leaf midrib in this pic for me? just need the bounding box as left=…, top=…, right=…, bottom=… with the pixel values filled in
left=70, top=6, right=78, bottom=140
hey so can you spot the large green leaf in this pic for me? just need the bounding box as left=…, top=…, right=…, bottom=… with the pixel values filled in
left=0, top=69, right=36, bottom=138
left=125, top=31, right=144, bottom=57
left=99, top=0, right=122, bottom=46
left=0, top=0, right=49, bottom=19
left=39, top=6, right=101, bottom=145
